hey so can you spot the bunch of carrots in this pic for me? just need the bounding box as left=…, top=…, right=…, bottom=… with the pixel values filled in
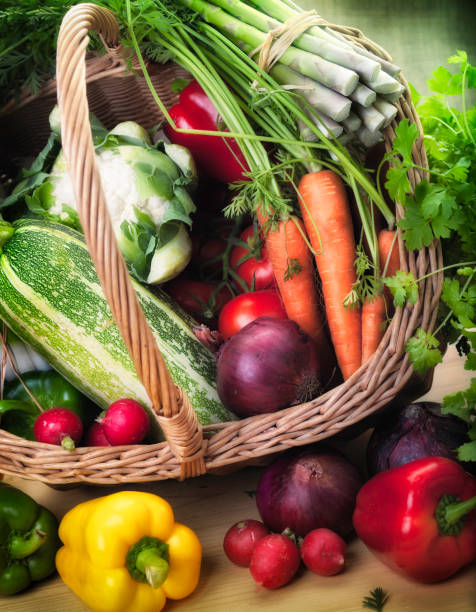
left=258, top=169, right=400, bottom=381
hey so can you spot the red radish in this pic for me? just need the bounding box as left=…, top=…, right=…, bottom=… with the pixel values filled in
left=249, top=533, right=301, bottom=589
left=300, top=528, right=346, bottom=576
left=100, top=399, right=150, bottom=445
left=84, top=421, right=112, bottom=447
left=223, top=519, right=270, bottom=567
left=33, top=407, right=83, bottom=451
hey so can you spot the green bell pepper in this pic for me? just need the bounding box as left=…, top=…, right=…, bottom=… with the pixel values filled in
left=0, top=482, right=61, bottom=595
left=0, top=370, right=96, bottom=440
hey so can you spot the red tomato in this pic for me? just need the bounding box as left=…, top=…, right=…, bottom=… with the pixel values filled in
left=191, top=220, right=234, bottom=278
left=166, top=278, right=233, bottom=325
left=196, top=235, right=230, bottom=276
left=218, top=290, right=287, bottom=339
left=230, top=226, right=276, bottom=291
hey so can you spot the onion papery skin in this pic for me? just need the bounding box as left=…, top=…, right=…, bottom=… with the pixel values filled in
left=256, top=445, right=363, bottom=537
left=216, top=317, right=323, bottom=417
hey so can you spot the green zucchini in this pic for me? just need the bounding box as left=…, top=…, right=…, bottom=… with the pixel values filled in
left=0, top=218, right=233, bottom=429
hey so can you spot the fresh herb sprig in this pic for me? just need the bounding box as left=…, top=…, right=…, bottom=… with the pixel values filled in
left=0, top=1, right=104, bottom=107
left=362, top=587, right=389, bottom=612
left=382, top=51, right=476, bottom=462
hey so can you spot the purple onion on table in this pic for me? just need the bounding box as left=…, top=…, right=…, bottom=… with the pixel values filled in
left=366, top=401, right=472, bottom=476
left=255, top=445, right=363, bottom=538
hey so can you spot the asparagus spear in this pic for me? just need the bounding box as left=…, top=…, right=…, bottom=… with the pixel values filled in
left=374, top=97, right=398, bottom=126
left=342, top=112, right=362, bottom=132
left=358, top=126, right=383, bottom=147
left=364, top=68, right=403, bottom=93
left=381, top=85, right=406, bottom=103
left=350, top=83, right=376, bottom=107
left=268, top=64, right=351, bottom=122
left=355, top=103, right=386, bottom=132
left=324, top=28, right=402, bottom=77
left=300, top=110, right=344, bottom=139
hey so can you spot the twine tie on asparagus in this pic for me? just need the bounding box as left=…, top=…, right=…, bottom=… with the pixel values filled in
left=250, top=10, right=327, bottom=81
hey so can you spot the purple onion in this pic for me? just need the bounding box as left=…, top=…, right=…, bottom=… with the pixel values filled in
left=216, top=316, right=323, bottom=417
left=256, top=445, right=363, bottom=537
left=366, top=401, right=471, bottom=475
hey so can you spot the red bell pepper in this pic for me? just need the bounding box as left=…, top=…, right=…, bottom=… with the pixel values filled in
left=164, top=80, right=249, bottom=185
left=353, top=456, right=476, bottom=583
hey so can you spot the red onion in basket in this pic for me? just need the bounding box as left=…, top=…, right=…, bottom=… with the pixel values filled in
left=216, top=316, right=323, bottom=417
left=256, top=445, right=363, bottom=537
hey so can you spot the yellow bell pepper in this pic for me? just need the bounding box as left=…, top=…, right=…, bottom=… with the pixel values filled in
left=56, top=491, right=201, bottom=612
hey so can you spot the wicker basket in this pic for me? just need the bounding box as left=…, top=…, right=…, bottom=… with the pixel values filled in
left=0, top=4, right=442, bottom=485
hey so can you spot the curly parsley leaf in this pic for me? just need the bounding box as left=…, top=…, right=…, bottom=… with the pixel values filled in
left=441, top=277, right=475, bottom=326
left=390, top=119, right=420, bottom=164
left=442, top=378, right=476, bottom=422
left=384, top=165, right=411, bottom=203
left=406, top=329, right=443, bottom=374
left=383, top=270, right=419, bottom=307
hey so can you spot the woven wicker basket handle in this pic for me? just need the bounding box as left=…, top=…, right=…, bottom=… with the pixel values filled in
left=56, top=3, right=206, bottom=479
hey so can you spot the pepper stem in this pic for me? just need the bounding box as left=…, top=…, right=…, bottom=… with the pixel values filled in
left=9, top=529, right=47, bottom=559
left=126, top=536, right=170, bottom=588
left=436, top=494, right=476, bottom=536
left=445, top=495, right=476, bottom=525
left=135, top=548, right=169, bottom=588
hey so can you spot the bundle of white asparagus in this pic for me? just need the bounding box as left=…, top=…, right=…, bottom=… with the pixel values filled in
left=179, top=0, right=404, bottom=147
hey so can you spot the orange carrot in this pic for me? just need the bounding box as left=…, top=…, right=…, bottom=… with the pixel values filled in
left=361, top=294, right=386, bottom=363
left=379, top=228, right=400, bottom=316
left=361, top=230, right=400, bottom=363
left=378, top=229, right=400, bottom=278
left=297, top=169, right=361, bottom=380
left=257, top=210, right=332, bottom=358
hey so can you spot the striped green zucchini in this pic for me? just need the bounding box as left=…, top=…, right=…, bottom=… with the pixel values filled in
left=0, top=218, right=233, bottom=429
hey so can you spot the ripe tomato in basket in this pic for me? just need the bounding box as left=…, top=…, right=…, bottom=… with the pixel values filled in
left=218, top=290, right=287, bottom=339
left=166, top=278, right=233, bottom=326
left=230, top=225, right=276, bottom=291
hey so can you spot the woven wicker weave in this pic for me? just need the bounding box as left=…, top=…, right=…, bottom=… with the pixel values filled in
left=0, top=4, right=442, bottom=485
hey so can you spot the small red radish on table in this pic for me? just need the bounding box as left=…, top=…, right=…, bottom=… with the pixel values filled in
left=300, top=528, right=346, bottom=576
left=223, top=519, right=270, bottom=567
left=249, top=533, right=301, bottom=589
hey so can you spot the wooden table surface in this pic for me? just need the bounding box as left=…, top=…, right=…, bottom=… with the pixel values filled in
left=2, top=345, right=475, bottom=612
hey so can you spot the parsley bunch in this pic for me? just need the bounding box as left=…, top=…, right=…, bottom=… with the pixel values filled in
left=382, top=51, right=476, bottom=462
